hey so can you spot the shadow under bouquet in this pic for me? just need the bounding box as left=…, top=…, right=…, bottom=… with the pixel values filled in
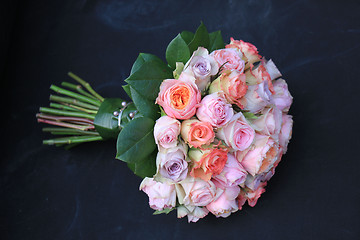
left=37, top=23, right=293, bottom=222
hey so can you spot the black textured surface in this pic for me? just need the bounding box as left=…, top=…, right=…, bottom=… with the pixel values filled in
left=2, top=0, right=360, bottom=239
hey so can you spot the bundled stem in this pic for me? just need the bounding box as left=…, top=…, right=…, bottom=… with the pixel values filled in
left=36, top=73, right=105, bottom=146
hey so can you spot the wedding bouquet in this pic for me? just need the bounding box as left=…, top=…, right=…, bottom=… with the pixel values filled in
left=37, top=23, right=293, bottom=222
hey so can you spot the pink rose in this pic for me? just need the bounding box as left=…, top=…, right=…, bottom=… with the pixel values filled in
left=211, top=48, right=245, bottom=73
left=262, top=58, right=282, bottom=80
left=156, top=73, right=201, bottom=120
left=209, top=70, right=248, bottom=109
left=139, top=177, right=176, bottom=211
left=252, top=107, right=283, bottom=139
left=189, top=147, right=228, bottom=181
left=244, top=169, right=274, bottom=191
left=243, top=81, right=273, bottom=113
left=279, top=114, right=293, bottom=153
left=237, top=134, right=280, bottom=176
left=155, top=143, right=189, bottom=183
left=226, top=38, right=261, bottom=68
left=206, top=185, right=240, bottom=218
left=183, top=47, right=219, bottom=92
left=177, top=205, right=209, bottom=223
left=196, top=92, right=234, bottom=128
left=272, top=79, right=293, bottom=112
left=216, top=112, right=255, bottom=151
left=154, top=116, right=181, bottom=150
left=176, top=176, right=223, bottom=207
left=181, top=119, right=215, bottom=148
left=212, top=153, right=248, bottom=187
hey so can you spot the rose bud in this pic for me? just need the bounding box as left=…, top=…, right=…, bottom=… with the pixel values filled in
left=154, top=142, right=189, bottom=183
left=196, top=92, right=234, bottom=128
left=154, top=116, right=181, bottom=150
left=177, top=205, right=209, bottom=223
left=237, top=134, right=280, bottom=176
left=139, top=177, right=176, bottom=211
left=209, top=70, right=248, bottom=109
left=181, top=119, right=215, bottom=148
left=272, top=79, right=293, bottom=112
left=176, top=176, right=223, bottom=207
left=279, top=114, right=293, bottom=153
left=211, top=48, right=245, bottom=73
left=212, top=153, right=248, bottom=188
left=242, top=80, right=273, bottom=113
left=216, top=112, right=255, bottom=152
left=225, top=38, right=262, bottom=69
left=183, top=47, right=219, bottom=92
left=189, top=147, right=228, bottom=181
left=206, top=185, right=240, bottom=218
left=156, top=73, right=201, bottom=120
left=252, top=107, right=283, bottom=139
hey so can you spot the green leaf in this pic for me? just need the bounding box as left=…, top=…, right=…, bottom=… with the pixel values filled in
left=130, top=86, right=160, bottom=120
left=116, top=117, right=156, bottom=164
left=153, top=207, right=175, bottom=215
left=125, top=60, right=173, bottom=100
left=208, top=30, right=225, bottom=52
left=130, top=53, right=164, bottom=75
left=180, top=31, right=194, bottom=45
left=132, top=150, right=157, bottom=178
left=188, top=22, right=210, bottom=53
left=166, top=34, right=191, bottom=69
left=122, top=84, right=132, bottom=99
left=242, top=111, right=259, bottom=120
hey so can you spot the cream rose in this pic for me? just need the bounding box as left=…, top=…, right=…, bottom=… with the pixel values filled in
left=154, top=116, right=181, bottom=150
left=225, top=38, right=262, bottom=68
left=209, top=70, right=248, bottom=109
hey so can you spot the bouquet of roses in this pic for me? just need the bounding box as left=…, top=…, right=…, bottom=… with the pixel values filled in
left=37, top=23, right=293, bottom=222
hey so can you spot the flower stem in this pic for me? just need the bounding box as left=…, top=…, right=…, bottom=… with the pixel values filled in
left=42, top=127, right=100, bottom=136
left=68, top=72, right=104, bottom=102
left=49, top=95, right=99, bottom=110
left=50, top=85, right=101, bottom=107
left=36, top=113, right=94, bottom=124
left=37, top=118, right=94, bottom=130
left=61, top=82, right=98, bottom=100
left=39, top=107, right=96, bottom=120
left=43, top=136, right=103, bottom=145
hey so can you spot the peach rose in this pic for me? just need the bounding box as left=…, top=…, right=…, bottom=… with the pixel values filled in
left=211, top=48, right=245, bottom=73
left=212, top=153, right=248, bottom=188
left=154, top=116, right=181, bottom=150
left=206, top=185, right=240, bottom=218
left=181, top=119, right=215, bottom=148
left=237, top=134, right=280, bottom=176
left=189, top=147, right=228, bottom=181
left=156, top=73, right=201, bottom=120
left=196, top=92, right=234, bottom=128
left=216, top=112, right=255, bottom=152
left=245, top=65, right=274, bottom=94
left=139, top=177, right=176, bottom=211
left=279, top=114, right=293, bottom=153
left=155, top=142, right=189, bottom=183
left=226, top=38, right=261, bottom=68
left=209, top=70, right=248, bottom=109
left=176, top=176, right=223, bottom=207
left=272, top=79, right=293, bottom=112
left=183, top=47, right=219, bottom=92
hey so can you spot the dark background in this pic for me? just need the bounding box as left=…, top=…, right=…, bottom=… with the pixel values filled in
left=1, top=0, right=360, bottom=239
